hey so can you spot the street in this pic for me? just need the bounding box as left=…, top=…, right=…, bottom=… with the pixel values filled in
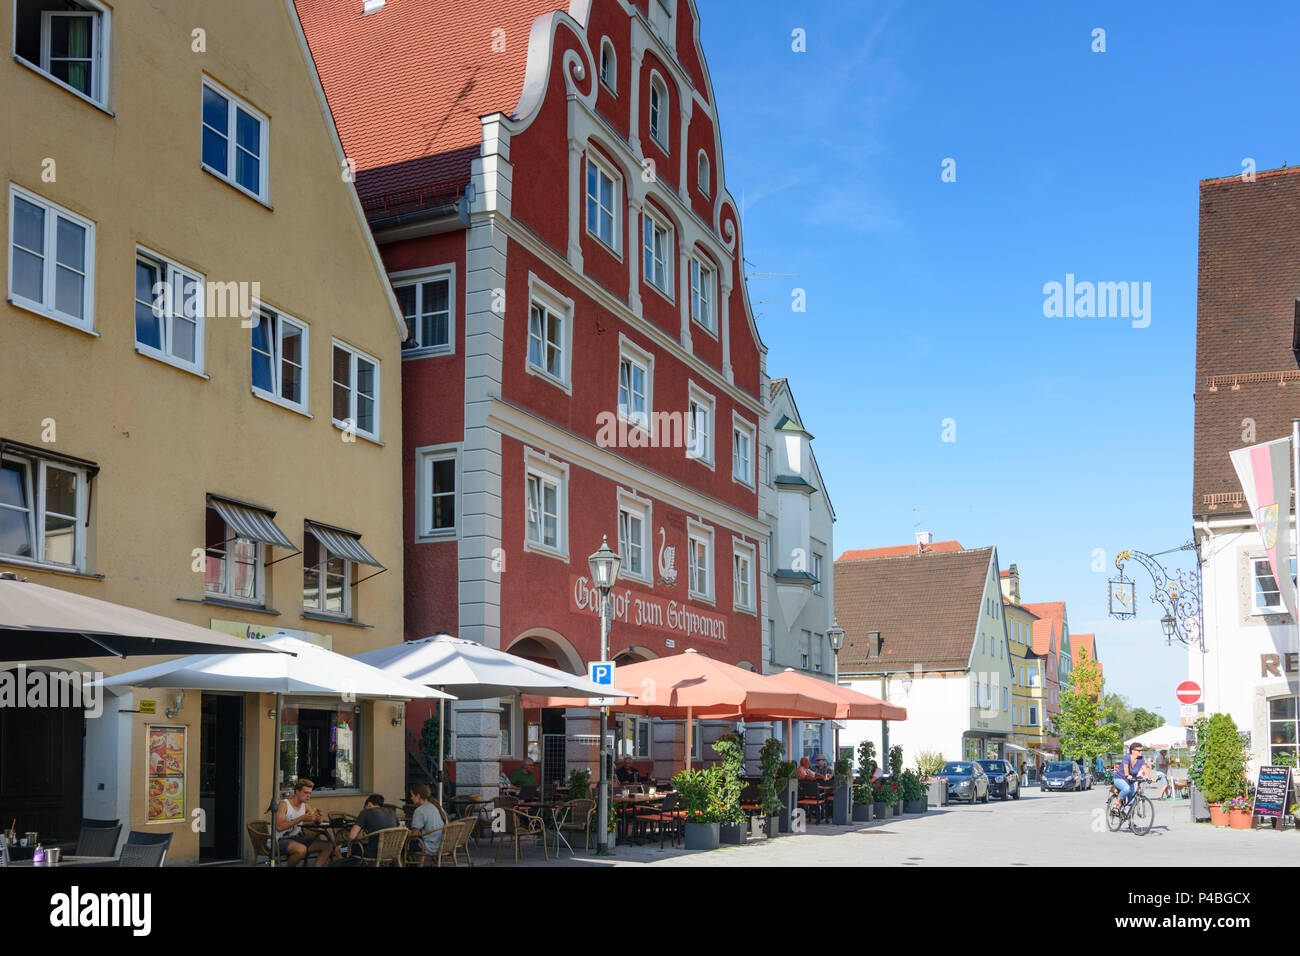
left=512, top=789, right=1300, bottom=867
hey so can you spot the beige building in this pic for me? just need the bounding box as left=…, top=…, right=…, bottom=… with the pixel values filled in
left=1001, top=566, right=1043, bottom=773
left=1, top=0, right=407, bottom=861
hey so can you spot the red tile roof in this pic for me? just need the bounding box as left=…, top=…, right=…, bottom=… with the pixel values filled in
left=833, top=547, right=993, bottom=672
left=837, top=540, right=964, bottom=561
left=1021, top=602, right=1065, bottom=653
left=1030, top=618, right=1055, bottom=657
left=295, top=0, right=562, bottom=204
left=1071, top=632, right=1096, bottom=664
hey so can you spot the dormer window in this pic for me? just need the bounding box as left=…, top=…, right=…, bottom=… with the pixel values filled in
left=649, top=75, right=669, bottom=150
left=599, top=38, right=616, bottom=92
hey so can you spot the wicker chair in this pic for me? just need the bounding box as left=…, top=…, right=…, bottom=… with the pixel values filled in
left=559, top=798, right=596, bottom=852
left=368, top=826, right=409, bottom=867
left=246, top=821, right=275, bottom=865
left=495, top=807, right=548, bottom=864
left=419, top=817, right=474, bottom=867
left=75, top=821, right=122, bottom=858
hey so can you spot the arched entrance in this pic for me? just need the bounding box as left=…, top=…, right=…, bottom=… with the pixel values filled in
left=505, top=628, right=584, bottom=675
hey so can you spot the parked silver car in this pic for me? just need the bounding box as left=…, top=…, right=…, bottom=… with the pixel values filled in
left=940, top=760, right=989, bottom=804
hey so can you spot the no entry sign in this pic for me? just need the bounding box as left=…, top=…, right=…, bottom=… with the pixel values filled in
left=1176, top=680, right=1201, bottom=705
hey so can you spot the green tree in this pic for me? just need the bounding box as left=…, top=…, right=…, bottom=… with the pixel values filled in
left=1101, top=693, right=1165, bottom=742
left=1050, top=648, right=1119, bottom=764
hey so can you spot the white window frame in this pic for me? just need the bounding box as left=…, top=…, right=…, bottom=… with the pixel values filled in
left=499, top=698, right=516, bottom=759
left=687, top=519, right=714, bottom=604
left=0, top=452, right=89, bottom=571
left=524, top=449, right=569, bottom=561
left=391, top=265, right=455, bottom=356
left=616, top=487, right=652, bottom=585
left=585, top=151, right=622, bottom=255
left=17, top=1, right=110, bottom=109
left=204, top=508, right=265, bottom=606
left=249, top=305, right=309, bottom=415
left=617, top=335, right=654, bottom=432
left=134, top=247, right=206, bottom=375
left=731, top=412, right=755, bottom=487
left=7, top=184, right=96, bottom=332
left=812, top=552, right=823, bottom=595
left=416, top=443, right=460, bottom=540
left=648, top=72, right=669, bottom=151
left=689, top=257, right=716, bottom=335
left=1028, top=705, right=1037, bottom=726
left=525, top=274, right=574, bottom=394
left=641, top=208, right=673, bottom=300
left=686, top=382, right=715, bottom=468
left=302, top=527, right=353, bottom=620
left=331, top=340, right=381, bottom=442
left=599, top=37, right=617, bottom=93
left=201, top=75, right=270, bottom=203
left=1252, top=556, right=1297, bottom=614
left=697, top=150, right=711, bottom=196
left=733, top=538, right=756, bottom=613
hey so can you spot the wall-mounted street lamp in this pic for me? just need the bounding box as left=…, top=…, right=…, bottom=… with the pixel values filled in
left=1108, top=543, right=1204, bottom=651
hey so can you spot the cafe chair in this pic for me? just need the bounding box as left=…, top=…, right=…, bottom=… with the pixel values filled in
left=739, top=782, right=762, bottom=816
left=797, top=780, right=827, bottom=824
left=75, top=821, right=122, bottom=858
left=634, top=793, right=684, bottom=849
left=118, top=842, right=168, bottom=867
left=246, top=821, right=276, bottom=866
left=125, top=830, right=173, bottom=866
left=560, top=798, right=596, bottom=852
left=495, top=807, right=548, bottom=864
left=409, top=817, right=474, bottom=867
left=366, top=827, right=409, bottom=867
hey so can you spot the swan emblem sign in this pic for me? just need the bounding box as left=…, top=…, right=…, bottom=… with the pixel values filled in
left=657, top=527, right=677, bottom=587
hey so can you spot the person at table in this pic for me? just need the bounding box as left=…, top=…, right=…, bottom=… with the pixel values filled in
left=409, top=783, right=444, bottom=857
left=796, top=756, right=818, bottom=780
left=346, top=793, right=398, bottom=857
left=813, top=755, right=833, bottom=780
left=509, top=758, right=538, bottom=789
left=616, top=756, right=643, bottom=784
left=274, top=778, right=332, bottom=868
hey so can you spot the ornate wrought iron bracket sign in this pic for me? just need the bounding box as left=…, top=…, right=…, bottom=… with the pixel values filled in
left=1108, top=542, right=1205, bottom=651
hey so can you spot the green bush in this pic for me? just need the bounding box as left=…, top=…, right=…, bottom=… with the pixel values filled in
left=567, top=768, right=591, bottom=800
left=777, top=759, right=798, bottom=790
left=914, top=750, right=946, bottom=778
left=899, top=768, right=925, bottom=802
left=1200, top=713, right=1249, bottom=805
left=854, top=739, right=877, bottom=804
left=834, top=754, right=853, bottom=783
left=1188, top=715, right=1210, bottom=791
left=889, top=744, right=904, bottom=779
left=759, top=738, right=785, bottom=815
left=711, top=733, right=747, bottom=824
left=671, top=767, right=723, bottom=824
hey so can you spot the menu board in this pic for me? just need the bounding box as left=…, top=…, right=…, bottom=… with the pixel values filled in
left=146, top=726, right=186, bottom=823
left=1251, top=765, right=1291, bottom=818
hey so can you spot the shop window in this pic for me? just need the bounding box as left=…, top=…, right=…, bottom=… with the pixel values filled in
left=1269, top=697, right=1298, bottom=765
left=279, top=698, right=360, bottom=792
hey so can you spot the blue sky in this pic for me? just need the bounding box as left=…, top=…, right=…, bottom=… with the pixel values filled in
left=703, top=0, right=1300, bottom=715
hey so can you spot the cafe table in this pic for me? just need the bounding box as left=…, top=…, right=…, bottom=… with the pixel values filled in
left=9, top=855, right=118, bottom=868
left=611, top=790, right=672, bottom=843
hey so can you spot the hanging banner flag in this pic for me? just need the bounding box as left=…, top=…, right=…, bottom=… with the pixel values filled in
left=1230, top=437, right=1296, bottom=619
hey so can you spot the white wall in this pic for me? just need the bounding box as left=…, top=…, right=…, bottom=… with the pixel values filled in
left=839, top=674, right=972, bottom=767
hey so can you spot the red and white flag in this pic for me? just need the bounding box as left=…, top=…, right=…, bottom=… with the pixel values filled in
left=1230, top=437, right=1296, bottom=619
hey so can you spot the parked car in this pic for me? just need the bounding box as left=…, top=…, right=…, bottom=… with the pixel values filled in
left=1075, top=760, right=1093, bottom=790
left=939, top=760, right=989, bottom=804
left=977, top=759, right=1020, bottom=800
left=1040, top=760, right=1083, bottom=792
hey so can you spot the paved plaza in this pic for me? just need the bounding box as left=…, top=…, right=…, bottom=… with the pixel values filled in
left=500, top=789, right=1300, bottom=867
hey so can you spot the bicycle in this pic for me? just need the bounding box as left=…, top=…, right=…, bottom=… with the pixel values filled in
left=1107, top=778, right=1153, bottom=835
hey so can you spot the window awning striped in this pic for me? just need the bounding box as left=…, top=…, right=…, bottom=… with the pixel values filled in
left=208, top=496, right=295, bottom=550
left=306, top=522, right=383, bottom=569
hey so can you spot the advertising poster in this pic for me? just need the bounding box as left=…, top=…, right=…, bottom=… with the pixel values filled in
left=147, top=726, right=186, bottom=823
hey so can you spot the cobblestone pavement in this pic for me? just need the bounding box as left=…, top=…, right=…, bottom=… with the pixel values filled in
left=485, top=788, right=1299, bottom=867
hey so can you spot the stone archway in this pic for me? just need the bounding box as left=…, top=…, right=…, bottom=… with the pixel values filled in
left=506, top=627, right=584, bottom=675
left=612, top=644, right=658, bottom=667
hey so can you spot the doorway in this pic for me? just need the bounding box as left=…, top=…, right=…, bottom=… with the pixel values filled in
left=0, top=672, right=83, bottom=842
left=199, top=694, right=243, bottom=861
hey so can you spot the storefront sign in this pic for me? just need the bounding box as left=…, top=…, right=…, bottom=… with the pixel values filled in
left=571, top=576, right=726, bottom=643
left=1251, top=765, right=1291, bottom=818
left=210, top=619, right=333, bottom=651
left=1260, top=652, right=1299, bottom=677
left=139, top=701, right=156, bottom=715
left=146, top=726, right=186, bottom=823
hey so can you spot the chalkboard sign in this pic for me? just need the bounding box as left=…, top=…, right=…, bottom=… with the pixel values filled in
left=1251, top=765, right=1291, bottom=818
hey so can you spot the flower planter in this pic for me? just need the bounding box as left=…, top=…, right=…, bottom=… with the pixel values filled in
left=778, top=781, right=796, bottom=833
left=765, top=813, right=783, bottom=838
left=873, top=801, right=888, bottom=819
left=833, top=781, right=854, bottom=825
left=904, top=799, right=926, bottom=814
left=1228, top=808, right=1254, bottom=830
left=927, top=781, right=948, bottom=807
left=719, top=821, right=746, bottom=845
left=890, top=802, right=902, bottom=817
left=684, top=821, right=720, bottom=850
left=1208, top=803, right=1229, bottom=827
left=749, top=816, right=768, bottom=841
left=1189, top=782, right=1210, bottom=822
left=852, top=802, right=872, bottom=822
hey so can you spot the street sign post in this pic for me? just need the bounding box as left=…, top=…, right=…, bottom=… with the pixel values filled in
left=1180, top=703, right=1198, bottom=726
left=1176, top=681, right=1201, bottom=705
left=589, top=660, right=617, bottom=707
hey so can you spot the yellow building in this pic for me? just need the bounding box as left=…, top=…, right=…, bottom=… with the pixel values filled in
left=1001, top=566, right=1043, bottom=776
left=1, top=0, right=407, bottom=861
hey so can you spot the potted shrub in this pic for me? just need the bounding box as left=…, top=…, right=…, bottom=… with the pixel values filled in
left=852, top=740, right=876, bottom=822
left=1201, top=713, right=1248, bottom=827
left=567, top=768, right=591, bottom=801
left=758, top=738, right=784, bottom=838
left=1188, top=715, right=1211, bottom=822
left=712, top=733, right=747, bottom=845
left=833, top=754, right=855, bottom=824
left=871, top=776, right=889, bottom=819
left=916, top=750, right=947, bottom=806
left=900, top=769, right=926, bottom=813
left=672, top=767, right=721, bottom=850
left=777, top=759, right=798, bottom=833
left=887, top=746, right=904, bottom=815
left=1226, top=793, right=1254, bottom=830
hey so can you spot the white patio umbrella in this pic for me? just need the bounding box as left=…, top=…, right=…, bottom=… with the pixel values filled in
left=353, top=633, right=636, bottom=803
left=96, top=634, right=454, bottom=863
left=1124, top=723, right=1194, bottom=752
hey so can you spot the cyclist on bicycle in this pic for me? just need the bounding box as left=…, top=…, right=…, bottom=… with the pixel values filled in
left=1110, top=742, right=1148, bottom=814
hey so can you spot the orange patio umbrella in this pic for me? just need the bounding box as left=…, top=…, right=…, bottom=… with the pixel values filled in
left=522, top=649, right=837, bottom=769
left=762, top=667, right=908, bottom=758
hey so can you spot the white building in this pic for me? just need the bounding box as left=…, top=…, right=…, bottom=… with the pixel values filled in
left=834, top=540, right=1014, bottom=766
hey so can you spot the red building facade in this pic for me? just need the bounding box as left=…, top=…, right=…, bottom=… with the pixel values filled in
left=299, top=0, right=768, bottom=792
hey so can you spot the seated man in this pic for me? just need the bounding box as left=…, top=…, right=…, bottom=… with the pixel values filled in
left=509, top=758, right=538, bottom=790
left=347, top=793, right=398, bottom=857
left=615, top=756, right=642, bottom=784
left=813, top=755, right=833, bottom=780
left=795, top=756, right=817, bottom=780
left=274, top=778, right=332, bottom=868
left=408, top=783, right=444, bottom=859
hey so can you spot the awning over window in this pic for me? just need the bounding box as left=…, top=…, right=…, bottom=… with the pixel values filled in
left=306, top=522, right=383, bottom=569
left=209, top=496, right=295, bottom=550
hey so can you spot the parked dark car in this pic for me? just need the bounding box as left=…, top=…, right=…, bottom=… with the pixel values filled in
left=977, top=759, right=1020, bottom=800
left=1075, top=760, right=1093, bottom=791
left=1040, top=760, right=1083, bottom=792
left=939, top=760, right=989, bottom=804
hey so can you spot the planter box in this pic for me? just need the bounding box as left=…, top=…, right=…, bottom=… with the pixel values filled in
left=927, top=781, right=948, bottom=807
left=684, top=821, right=720, bottom=850
left=873, top=802, right=888, bottom=819
left=719, top=821, right=746, bottom=845
left=765, top=814, right=783, bottom=838
left=1189, top=782, right=1210, bottom=822
left=903, top=799, right=926, bottom=813
left=852, top=802, right=872, bottom=823
left=833, top=781, right=854, bottom=825
left=778, top=782, right=796, bottom=833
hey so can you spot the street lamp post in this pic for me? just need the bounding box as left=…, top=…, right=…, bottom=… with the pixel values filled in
left=827, top=620, right=845, bottom=760
left=588, top=536, right=621, bottom=855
